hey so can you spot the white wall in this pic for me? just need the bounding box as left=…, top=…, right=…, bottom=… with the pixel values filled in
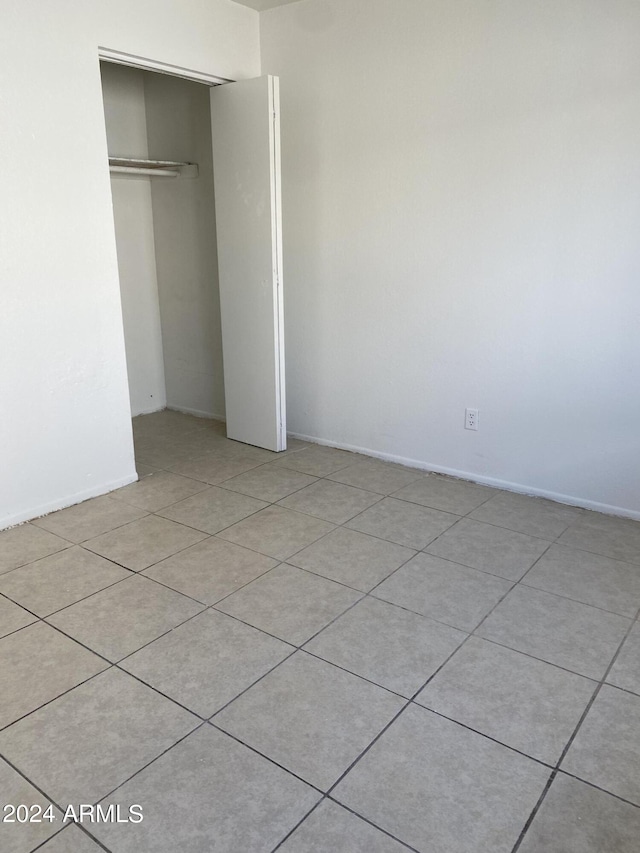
left=145, top=73, right=225, bottom=420
left=261, top=0, right=640, bottom=517
left=0, top=0, right=259, bottom=529
left=101, top=62, right=167, bottom=416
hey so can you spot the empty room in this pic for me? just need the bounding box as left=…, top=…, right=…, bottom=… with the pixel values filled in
left=1, top=1, right=639, bottom=851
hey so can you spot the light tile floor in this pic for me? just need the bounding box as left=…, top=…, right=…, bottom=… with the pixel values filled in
left=1, top=409, right=640, bottom=851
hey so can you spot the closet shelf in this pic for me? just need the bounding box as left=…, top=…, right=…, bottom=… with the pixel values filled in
left=108, top=157, right=198, bottom=179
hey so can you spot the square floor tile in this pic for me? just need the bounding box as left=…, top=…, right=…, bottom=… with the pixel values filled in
left=92, top=725, right=320, bottom=853
left=83, top=515, right=207, bottom=571
left=37, top=826, right=104, bottom=852
left=216, top=564, right=361, bottom=646
left=217, top=506, right=335, bottom=561
left=167, top=451, right=264, bottom=484
left=144, top=537, right=277, bottom=604
left=477, top=585, right=630, bottom=679
left=0, top=668, right=198, bottom=805
left=276, top=445, right=357, bottom=477
left=221, top=463, right=317, bottom=502
left=278, top=480, right=382, bottom=524
left=0, top=546, right=130, bottom=616
left=392, top=475, right=496, bottom=515
left=374, top=553, right=512, bottom=631
left=559, top=511, right=640, bottom=565
left=133, top=409, right=206, bottom=437
left=120, top=610, right=292, bottom=717
left=0, top=622, right=107, bottom=729
left=519, top=773, right=640, bottom=853
left=289, top=527, right=415, bottom=592
left=425, top=518, right=551, bottom=581
left=47, top=575, right=204, bottom=661
left=110, top=470, right=209, bottom=511
left=305, top=597, right=465, bottom=697
left=134, top=439, right=197, bottom=470
left=214, top=652, right=403, bottom=790
left=0, top=595, right=36, bottom=638
left=279, top=799, right=407, bottom=852
left=469, top=492, right=580, bottom=540
left=0, top=524, right=69, bottom=575
left=607, top=622, right=640, bottom=695
left=334, top=704, right=549, bottom=853
left=562, top=685, right=640, bottom=805
left=346, top=498, right=458, bottom=549
left=416, top=636, right=596, bottom=764
left=522, top=544, right=640, bottom=617
left=32, top=496, right=148, bottom=544
left=157, top=487, right=267, bottom=535
left=0, top=757, right=64, bottom=852
left=326, top=459, right=424, bottom=495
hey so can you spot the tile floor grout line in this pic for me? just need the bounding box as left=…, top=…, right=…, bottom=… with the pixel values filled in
left=144, top=558, right=280, bottom=611
left=30, top=507, right=153, bottom=548
left=42, top=591, right=206, bottom=658
left=0, top=662, right=115, bottom=735
left=89, top=720, right=208, bottom=808
left=325, top=795, right=425, bottom=853
left=408, top=701, right=557, bottom=770
left=214, top=472, right=322, bottom=504
left=268, top=798, right=326, bottom=852
left=465, top=634, right=602, bottom=683
left=320, top=601, right=492, bottom=803
left=29, top=827, right=69, bottom=852
left=207, top=602, right=308, bottom=649
left=205, top=647, right=299, bottom=720
left=207, top=720, right=326, bottom=795
left=81, top=525, right=215, bottom=575
left=271, top=793, right=421, bottom=853
left=3, top=565, right=140, bottom=622
left=509, top=599, right=640, bottom=852
left=554, top=768, right=640, bottom=810
left=417, top=545, right=541, bottom=587
left=516, top=578, right=638, bottom=620
left=295, top=647, right=407, bottom=701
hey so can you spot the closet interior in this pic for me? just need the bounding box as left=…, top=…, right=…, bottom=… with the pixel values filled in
left=100, top=61, right=226, bottom=429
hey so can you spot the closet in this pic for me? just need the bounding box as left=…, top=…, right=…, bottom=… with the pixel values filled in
left=99, top=60, right=286, bottom=454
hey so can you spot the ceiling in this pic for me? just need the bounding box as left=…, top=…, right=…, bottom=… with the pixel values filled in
left=232, top=0, right=302, bottom=11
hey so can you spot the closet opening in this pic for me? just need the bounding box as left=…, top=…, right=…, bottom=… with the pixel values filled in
left=99, top=56, right=286, bottom=476
left=100, top=60, right=225, bottom=469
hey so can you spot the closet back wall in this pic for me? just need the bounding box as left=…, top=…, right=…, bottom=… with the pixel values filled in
left=101, top=64, right=223, bottom=421
left=145, top=73, right=225, bottom=421
left=101, top=62, right=166, bottom=416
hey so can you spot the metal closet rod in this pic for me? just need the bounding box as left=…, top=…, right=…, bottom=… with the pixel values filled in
left=108, top=157, right=198, bottom=179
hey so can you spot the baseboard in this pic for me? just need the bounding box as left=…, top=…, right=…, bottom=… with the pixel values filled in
left=132, top=403, right=166, bottom=416
left=288, top=431, right=640, bottom=521
left=166, top=405, right=226, bottom=423
left=0, top=472, right=139, bottom=532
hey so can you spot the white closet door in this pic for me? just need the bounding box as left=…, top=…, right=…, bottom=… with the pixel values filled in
left=210, top=75, right=286, bottom=452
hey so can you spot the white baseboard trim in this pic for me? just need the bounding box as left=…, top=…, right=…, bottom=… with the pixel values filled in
left=132, top=403, right=166, bottom=416
left=0, top=472, right=139, bottom=532
left=288, top=431, right=640, bottom=521
left=167, top=405, right=226, bottom=423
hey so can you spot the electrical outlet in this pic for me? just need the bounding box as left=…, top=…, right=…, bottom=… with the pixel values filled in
left=465, top=408, right=479, bottom=431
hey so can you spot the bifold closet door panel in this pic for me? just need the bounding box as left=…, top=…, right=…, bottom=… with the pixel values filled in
left=210, top=75, right=286, bottom=452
